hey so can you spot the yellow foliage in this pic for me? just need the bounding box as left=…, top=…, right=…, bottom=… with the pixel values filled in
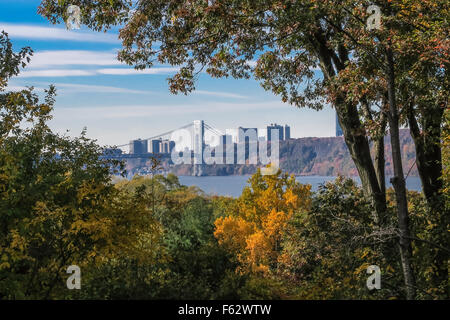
left=263, top=209, right=292, bottom=242
left=214, top=216, right=255, bottom=253
left=245, top=231, right=272, bottom=272
left=214, top=169, right=312, bottom=274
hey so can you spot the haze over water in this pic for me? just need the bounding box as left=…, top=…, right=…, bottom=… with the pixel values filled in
left=178, top=175, right=422, bottom=198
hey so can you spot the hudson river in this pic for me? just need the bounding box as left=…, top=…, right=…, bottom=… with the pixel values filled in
left=178, top=175, right=422, bottom=198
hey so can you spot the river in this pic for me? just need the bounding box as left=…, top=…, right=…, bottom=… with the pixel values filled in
left=178, top=175, right=422, bottom=198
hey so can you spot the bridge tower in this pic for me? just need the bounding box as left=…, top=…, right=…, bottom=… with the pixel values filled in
left=192, top=120, right=205, bottom=176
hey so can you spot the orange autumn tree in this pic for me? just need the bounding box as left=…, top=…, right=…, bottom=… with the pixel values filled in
left=214, top=169, right=311, bottom=274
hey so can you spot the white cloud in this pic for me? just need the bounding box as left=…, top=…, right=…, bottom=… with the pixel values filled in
left=194, top=90, right=248, bottom=99
left=53, top=101, right=284, bottom=120
left=6, top=82, right=152, bottom=94
left=18, top=67, right=179, bottom=78
left=53, top=83, right=151, bottom=94
left=97, top=67, right=179, bottom=75
left=28, top=50, right=121, bottom=68
left=7, top=82, right=245, bottom=100
left=0, top=23, right=118, bottom=43
left=18, top=69, right=95, bottom=78
left=15, top=49, right=178, bottom=77
left=4, top=85, right=31, bottom=91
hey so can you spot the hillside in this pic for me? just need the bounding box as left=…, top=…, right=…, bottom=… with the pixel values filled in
left=278, top=129, right=417, bottom=176
left=127, top=129, right=418, bottom=177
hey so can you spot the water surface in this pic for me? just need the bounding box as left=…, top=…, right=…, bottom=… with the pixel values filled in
left=178, top=175, right=422, bottom=198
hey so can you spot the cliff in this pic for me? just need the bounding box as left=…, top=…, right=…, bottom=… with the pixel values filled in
left=277, top=129, right=417, bottom=176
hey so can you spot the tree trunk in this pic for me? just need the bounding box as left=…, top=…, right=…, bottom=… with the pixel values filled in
left=311, top=29, right=386, bottom=221
left=362, top=97, right=388, bottom=222
left=407, top=106, right=444, bottom=205
left=336, top=104, right=387, bottom=219
left=362, top=97, right=387, bottom=222
left=373, top=114, right=386, bottom=206
left=386, top=48, right=416, bottom=300
left=408, top=105, right=448, bottom=297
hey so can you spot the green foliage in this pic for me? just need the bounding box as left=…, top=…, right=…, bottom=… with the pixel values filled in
left=0, top=25, right=447, bottom=299
left=158, top=195, right=232, bottom=299
left=443, top=110, right=450, bottom=209
left=0, top=33, right=162, bottom=299
left=73, top=175, right=233, bottom=299
left=394, top=189, right=449, bottom=299
left=278, top=177, right=401, bottom=299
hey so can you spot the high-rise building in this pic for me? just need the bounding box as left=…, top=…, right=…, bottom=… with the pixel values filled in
left=169, top=141, right=175, bottom=153
left=237, top=127, right=258, bottom=144
left=160, top=139, right=175, bottom=154
left=236, top=127, right=257, bottom=164
left=336, top=113, right=343, bottom=137
left=217, top=134, right=233, bottom=164
left=220, top=134, right=232, bottom=146
left=267, top=123, right=284, bottom=141
left=160, top=140, right=168, bottom=154
left=150, top=139, right=161, bottom=154
left=129, top=139, right=148, bottom=154
left=284, top=125, right=291, bottom=140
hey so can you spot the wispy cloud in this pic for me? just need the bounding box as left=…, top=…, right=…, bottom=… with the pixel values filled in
left=4, top=85, right=35, bottom=92
left=194, top=90, right=248, bottom=99
left=28, top=50, right=121, bottom=68
left=7, top=82, right=246, bottom=100
left=54, top=101, right=284, bottom=120
left=18, top=69, right=96, bottom=78
left=0, top=23, right=118, bottom=43
left=18, top=67, right=179, bottom=78
left=53, top=83, right=151, bottom=94
left=7, top=82, right=152, bottom=94
left=15, top=49, right=178, bottom=77
left=97, top=67, right=179, bottom=75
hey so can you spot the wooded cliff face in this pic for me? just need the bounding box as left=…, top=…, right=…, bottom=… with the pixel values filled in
left=278, top=129, right=417, bottom=176
left=127, top=129, right=418, bottom=177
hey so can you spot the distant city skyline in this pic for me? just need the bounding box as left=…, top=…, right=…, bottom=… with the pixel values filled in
left=1, top=0, right=336, bottom=147
left=126, top=121, right=291, bottom=153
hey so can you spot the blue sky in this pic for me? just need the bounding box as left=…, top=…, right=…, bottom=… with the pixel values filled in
left=1, top=0, right=336, bottom=148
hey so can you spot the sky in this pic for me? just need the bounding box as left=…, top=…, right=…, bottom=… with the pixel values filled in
left=1, top=0, right=336, bottom=149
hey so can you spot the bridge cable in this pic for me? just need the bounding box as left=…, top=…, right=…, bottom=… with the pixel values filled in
left=114, top=123, right=193, bottom=148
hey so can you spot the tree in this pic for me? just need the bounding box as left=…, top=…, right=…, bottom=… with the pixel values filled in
left=37, top=0, right=448, bottom=299
left=443, top=110, right=450, bottom=210
left=0, top=32, right=163, bottom=299
left=331, top=1, right=448, bottom=297
left=278, top=177, right=400, bottom=299
left=214, top=169, right=311, bottom=274
left=38, top=0, right=386, bottom=215
left=105, top=174, right=234, bottom=299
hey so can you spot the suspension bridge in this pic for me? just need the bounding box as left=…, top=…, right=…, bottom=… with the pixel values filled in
left=101, top=120, right=227, bottom=176
left=113, top=120, right=222, bottom=152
